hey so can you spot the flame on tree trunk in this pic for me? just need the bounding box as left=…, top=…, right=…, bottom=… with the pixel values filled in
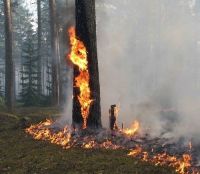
left=68, top=27, right=92, bottom=129
left=71, top=0, right=102, bottom=129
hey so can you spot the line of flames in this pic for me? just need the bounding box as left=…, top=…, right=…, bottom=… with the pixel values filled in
left=128, top=145, right=197, bottom=174
left=68, top=27, right=93, bottom=129
left=25, top=119, right=199, bottom=174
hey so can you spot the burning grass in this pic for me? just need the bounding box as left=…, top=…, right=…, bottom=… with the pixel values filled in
left=0, top=108, right=177, bottom=174
left=25, top=117, right=200, bottom=174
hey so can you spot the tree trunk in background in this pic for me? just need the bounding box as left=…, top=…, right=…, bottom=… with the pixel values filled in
left=37, top=0, right=42, bottom=95
left=49, top=0, right=59, bottom=106
left=73, top=0, right=102, bottom=128
left=3, top=0, right=15, bottom=111
left=56, top=29, right=62, bottom=106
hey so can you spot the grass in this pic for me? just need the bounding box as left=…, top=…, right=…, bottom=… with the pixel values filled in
left=0, top=107, right=176, bottom=174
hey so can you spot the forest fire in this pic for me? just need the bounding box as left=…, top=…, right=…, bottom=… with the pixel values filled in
left=25, top=118, right=200, bottom=174
left=24, top=24, right=200, bottom=174
left=3, top=0, right=200, bottom=173
left=24, top=25, right=200, bottom=174
left=68, top=27, right=92, bottom=129
left=25, top=119, right=122, bottom=150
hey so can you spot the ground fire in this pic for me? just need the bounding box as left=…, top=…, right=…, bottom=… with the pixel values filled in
left=25, top=117, right=200, bottom=174
left=25, top=26, right=200, bottom=174
left=123, top=120, right=140, bottom=136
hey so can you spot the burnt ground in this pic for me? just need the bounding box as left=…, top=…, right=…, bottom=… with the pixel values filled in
left=0, top=107, right=176, bottom=174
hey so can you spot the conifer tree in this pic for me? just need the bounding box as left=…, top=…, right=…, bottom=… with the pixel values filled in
left=4, top=0, right=15, bottom=111
left=0, top=69, right=4, bottom=97
left=20, top=27, right=40, bottom=106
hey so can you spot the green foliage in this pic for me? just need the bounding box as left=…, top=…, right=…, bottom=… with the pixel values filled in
left=0, top=0, right=36, bottom=99
left=20, top=27, right=40, bottom=106
left=1, top=0, right=69, bottom=106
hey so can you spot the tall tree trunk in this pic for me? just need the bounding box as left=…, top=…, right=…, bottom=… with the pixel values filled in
left=49, top=0, right=59, bottom=106
left=37, top=0, right=42, bottom=95
left=56, top=29, right=62, bottom=106
left=3, top=0, right=14, bottom=111
left=73, top=0, right=102, bottom=128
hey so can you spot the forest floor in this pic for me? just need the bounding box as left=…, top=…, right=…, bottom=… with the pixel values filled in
left=0, top=107, right=176, bottom=174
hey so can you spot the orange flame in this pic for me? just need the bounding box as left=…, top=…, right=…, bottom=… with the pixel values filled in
left=25, top=119, right=71, bottom=149
left=68, top=27, right=92, bottom=129
left=25, top=119, right=199, bottom=174
left=82, top=140, right=96, bottom=149
left=123, top=120, right=140, bottom=136
left=128, top=147, right=193, bottom=174
left=128, top=146, right=142, bottom=157
left=100, top=140, right=122, bottom=149
left=26, top=120, right=122, bottom=150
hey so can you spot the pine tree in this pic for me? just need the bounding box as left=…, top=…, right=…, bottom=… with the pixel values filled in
left=20, top=28, right=40, bottom=106
left=12, top=0, right=36, bottom=99
left=0, top=69, right=5, bottom=97
left=45, top=59, right=52, bottom=105
left=49, top=0, right=59, bottom=106
left=0, top=1, right=5, bottom=61
left=40, top=0, right=52, bottom=96
left=0, top=2, right=5, bottom=97
left=4, top=0, right=15, bottom=111
left=73, top=0, right=102, bottom=128
left=37, top=0, right=42, bottom=96
left=0, top=1, right=5, bottom=102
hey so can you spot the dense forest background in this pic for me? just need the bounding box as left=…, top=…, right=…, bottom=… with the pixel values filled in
left=0, top=0, right=74, bottom=110
left=2, top=0, right=200, bottom=133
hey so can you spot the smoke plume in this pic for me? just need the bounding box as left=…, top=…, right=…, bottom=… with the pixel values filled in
left=96, top=0, right=200, bottom=141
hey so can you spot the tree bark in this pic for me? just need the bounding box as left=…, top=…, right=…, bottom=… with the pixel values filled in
left=49, top=0, right=59, bottom=106
left=3, top=0, right=14, bottom=111
left=37, top=0, right=42, bottom=95
left=73, top=0, right=102, bottom=128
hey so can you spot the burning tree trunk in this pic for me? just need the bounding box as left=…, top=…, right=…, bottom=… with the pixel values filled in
left=73, top=0, right=101, bottom=129
left=4, top=0, right=15, bottom=111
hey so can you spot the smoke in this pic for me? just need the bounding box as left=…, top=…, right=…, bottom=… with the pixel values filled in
left=96, top=0, right=200, bottom=140
left=57, top=0, right=75, bottom=125
left=60, top=0, right=200, bottom=142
